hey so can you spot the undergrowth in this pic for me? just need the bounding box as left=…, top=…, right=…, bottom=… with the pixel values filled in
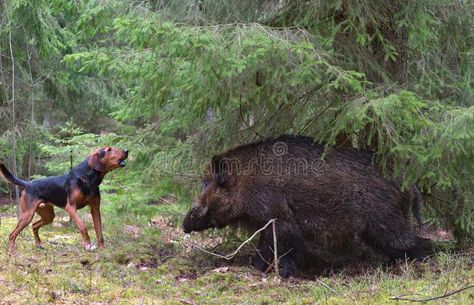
left=0, top=199, right=473, bottom=305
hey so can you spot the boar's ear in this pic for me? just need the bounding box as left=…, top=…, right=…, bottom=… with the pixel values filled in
left=211, top=155, right=226, bottom=187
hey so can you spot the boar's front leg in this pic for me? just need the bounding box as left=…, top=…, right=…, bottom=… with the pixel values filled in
left=250, top=229, right=272, bottom=272
left=251, top=226, right=298, bottom=278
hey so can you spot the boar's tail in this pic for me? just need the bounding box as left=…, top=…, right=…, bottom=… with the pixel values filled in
left=0, top=161, right=28, bottom=188
left=411, top=186, right=424, bottom=227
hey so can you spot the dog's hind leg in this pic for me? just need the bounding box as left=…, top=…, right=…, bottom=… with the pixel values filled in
left=32, top=204, right=55, bottom=248
left=8, top=195, right=39, bottom=255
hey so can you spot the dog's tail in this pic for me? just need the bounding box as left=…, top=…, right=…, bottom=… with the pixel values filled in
left=0, top=161, right=28, bottom=188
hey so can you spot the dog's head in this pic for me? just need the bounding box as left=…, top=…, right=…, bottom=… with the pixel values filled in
left=88, top=147, right=129, bottom=174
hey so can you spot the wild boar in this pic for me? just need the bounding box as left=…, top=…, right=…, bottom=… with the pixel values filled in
left=182, top=135, right=428, bottom=277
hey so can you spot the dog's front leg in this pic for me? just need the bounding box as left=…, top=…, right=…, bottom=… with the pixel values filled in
left=89, top=196, right=104, bottom=248
left=65, top=202, right=92, bottom=250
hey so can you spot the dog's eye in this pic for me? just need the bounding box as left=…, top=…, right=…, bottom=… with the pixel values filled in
left=202, top=180, right=210, bottom=191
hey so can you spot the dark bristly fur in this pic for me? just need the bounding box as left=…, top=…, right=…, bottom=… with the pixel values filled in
left=182, top=135, right=430, bottom=277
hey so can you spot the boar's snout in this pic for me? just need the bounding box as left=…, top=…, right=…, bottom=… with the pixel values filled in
left=182, top=206, right=213, bottom=233
left=182, top=221, right=193, bottom=234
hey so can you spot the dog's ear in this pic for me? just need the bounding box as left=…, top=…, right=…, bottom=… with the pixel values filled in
left=98, top=149, right=106, bottom=158
left=89, top=150, right=105, bottom=172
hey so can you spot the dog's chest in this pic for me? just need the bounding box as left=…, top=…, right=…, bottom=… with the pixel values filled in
left=77, top=174, right=101, bottom=197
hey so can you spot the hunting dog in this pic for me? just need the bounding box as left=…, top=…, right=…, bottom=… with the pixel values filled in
left=0, top=147, right=128, bottom=254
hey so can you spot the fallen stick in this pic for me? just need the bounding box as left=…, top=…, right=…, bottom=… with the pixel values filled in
left=184, top=218, right=277, bottom=261
left=390, top=284, right=474, bottom=302
left=272, top=220, right=279, bottom=277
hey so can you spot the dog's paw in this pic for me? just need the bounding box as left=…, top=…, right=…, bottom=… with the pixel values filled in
left=83, top=244, right=97, bottom=251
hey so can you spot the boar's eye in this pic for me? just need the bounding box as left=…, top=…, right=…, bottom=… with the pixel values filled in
left=202, top=180, right=210, bottom=191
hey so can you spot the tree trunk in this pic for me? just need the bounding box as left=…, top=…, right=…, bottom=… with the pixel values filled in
left=9, top=28, right=20, bottom=218
left=27, top=46, right=35, bottom=179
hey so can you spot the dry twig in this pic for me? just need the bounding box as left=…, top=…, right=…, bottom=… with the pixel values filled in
left=390, top=284, right=474, bottom=302
left=272, top=220, right=279, bottom=277
left=184, top=218, right=276, bottom=261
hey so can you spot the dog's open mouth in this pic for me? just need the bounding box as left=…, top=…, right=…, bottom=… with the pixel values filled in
left=118, top=160, right=126, bottom=167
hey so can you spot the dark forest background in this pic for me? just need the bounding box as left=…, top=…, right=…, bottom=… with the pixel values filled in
left=0, top=0, right=473, bottom=245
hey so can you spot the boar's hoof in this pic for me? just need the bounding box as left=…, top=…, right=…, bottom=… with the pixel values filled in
left=250, top=255, right=270, bottom=272
left=250, top=254, right=297, bottom=278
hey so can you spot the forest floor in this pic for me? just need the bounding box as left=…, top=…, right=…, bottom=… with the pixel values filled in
left=0, top=202, right=473, bottom=305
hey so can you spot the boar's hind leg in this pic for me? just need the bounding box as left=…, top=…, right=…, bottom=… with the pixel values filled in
left=404, top=237, right=431, bottom=261
left=251, top=227, right=298, bottom=277
left=362, top=226, right=426, bottom=262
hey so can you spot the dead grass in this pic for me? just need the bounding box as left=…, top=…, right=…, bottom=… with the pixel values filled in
left=0, top=207, right=473, bottom=305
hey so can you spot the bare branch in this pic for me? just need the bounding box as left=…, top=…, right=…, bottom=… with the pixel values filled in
left=251, top=243, right=271, bottom=266
left=272, top=219, right=279, bottom=277
left=390, top=285, right=474, bottom=302
left=316, top=278, right=341, bottom=295
left=184, top=218, right=276, bottom=261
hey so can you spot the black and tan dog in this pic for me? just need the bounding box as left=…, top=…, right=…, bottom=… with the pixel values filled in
left=0, top=147, right=128, bottom=254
